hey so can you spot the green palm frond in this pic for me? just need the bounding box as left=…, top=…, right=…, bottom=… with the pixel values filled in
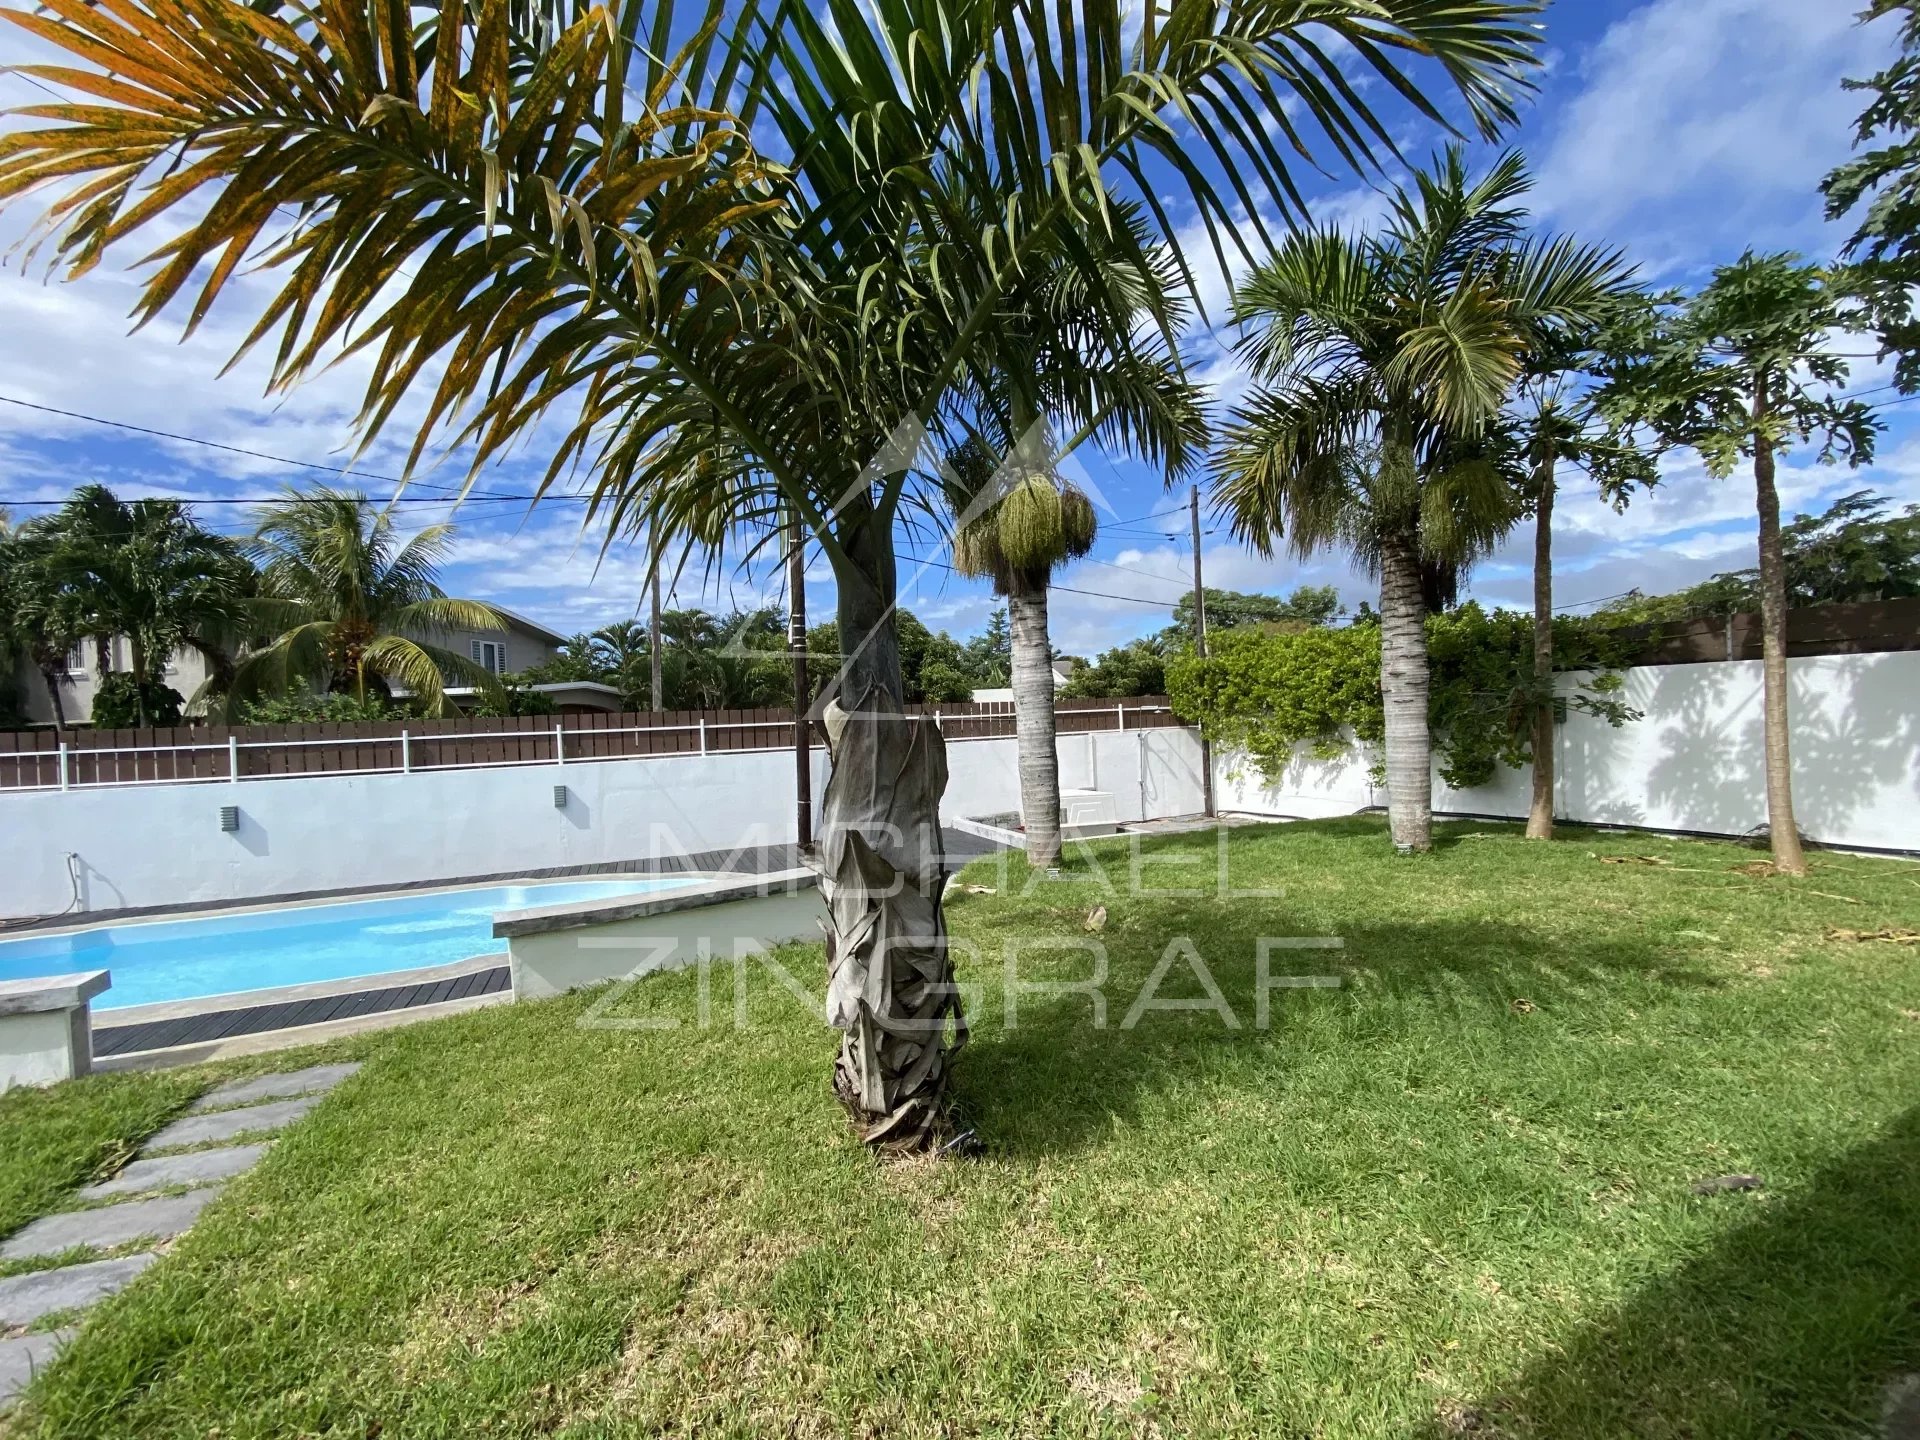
left=361, top=634, right=503, bottom=717
left=391, top=597, right=509, bottom=637
left=1381, top=277, right=1524, bottom=432
left=1213, top=368, right=1377, bottom=560
left=226, top=619, right=336, bottom=710
left=0, top=0, right=1544, bottom=597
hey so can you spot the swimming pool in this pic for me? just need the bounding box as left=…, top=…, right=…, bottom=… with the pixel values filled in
left=0, top=877, right=696, bottom=1011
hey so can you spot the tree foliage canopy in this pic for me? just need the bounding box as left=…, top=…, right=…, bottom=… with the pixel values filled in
left=1593, top=490, right=1920, bottom=625
left=1596, top=255, right=1882, bottom=480
left=1168, top=605, right=1639, bottom=790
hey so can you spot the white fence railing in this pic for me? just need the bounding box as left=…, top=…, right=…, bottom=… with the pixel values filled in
left=2, top=705, right=1184, bottom=794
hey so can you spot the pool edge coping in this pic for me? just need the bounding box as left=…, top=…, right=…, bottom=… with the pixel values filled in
left=96, top=950, right=514, bottom=1026
left=491, top=866, right=820, bottom=938
left=0, top=845, right=804, bottom=931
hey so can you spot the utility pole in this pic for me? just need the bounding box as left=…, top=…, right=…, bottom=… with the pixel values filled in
left=788, top=511, right=813, bottom=850
left=1189, top=484, right=1215, bottom=819
left=648, top=564, right=664, bottom=712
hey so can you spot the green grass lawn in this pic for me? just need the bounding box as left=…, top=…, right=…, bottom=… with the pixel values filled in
left=5, top=818, right=1919, bottom=1438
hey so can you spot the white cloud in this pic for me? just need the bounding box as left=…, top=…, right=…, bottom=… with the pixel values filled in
left=1533, top=0, right=1891, bottom=270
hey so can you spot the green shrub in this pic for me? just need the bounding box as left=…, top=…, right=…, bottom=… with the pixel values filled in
left=234, top=691, right=406, bottom=725
left=467, top=680, right=559, bottom=717
left=1169, top=605, right=1640, bottom=789
left=90, top=673, right=185, bottom=728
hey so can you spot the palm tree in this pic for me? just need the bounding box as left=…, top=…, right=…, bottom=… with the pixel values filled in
left=947, top=450, right=1098, bottom=865
left=0, top=517, right=80, bottom=731
left=1510, top=325, right=1655, bottom=841
left=1214, top=150, right=1627, bottom=852
left=229, top=489, right=506, bottom=718
left=24, top=485, right=252, bottom=726
left=942, top=209, right=1205, bottom=867
left=0, top=0, right=1543, bottom=1147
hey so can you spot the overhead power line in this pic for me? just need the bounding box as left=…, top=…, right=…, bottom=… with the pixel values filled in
left=910, top=555, right=1176, bottom=610
left=0, top=393, right=584, bottom=504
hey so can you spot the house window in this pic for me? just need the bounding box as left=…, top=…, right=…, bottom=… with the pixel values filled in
left=64, top=644, right=89, bottom=677
left=471, top=640, right=506, bottom=675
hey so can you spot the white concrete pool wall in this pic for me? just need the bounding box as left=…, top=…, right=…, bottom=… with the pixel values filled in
left=495, top=868, right=825, bottom=1001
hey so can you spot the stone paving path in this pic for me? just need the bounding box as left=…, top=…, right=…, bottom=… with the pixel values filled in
left=0, top=1061, right=360, bottom=1412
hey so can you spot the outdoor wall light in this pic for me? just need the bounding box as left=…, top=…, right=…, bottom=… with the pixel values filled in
left=219, top=805, right=240, bottom=832
left=553, top=785, right=568, bottom=809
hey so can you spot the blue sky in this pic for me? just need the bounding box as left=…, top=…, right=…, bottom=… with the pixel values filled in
left=0, top=0, right=1911, bottom=657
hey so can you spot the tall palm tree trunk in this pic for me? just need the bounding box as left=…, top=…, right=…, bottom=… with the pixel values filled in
left=1752, top=377, right=1806, bottom=875
left=1007, top=583, right=1063, bottom=867
left=1526, top=453, right=1556, bottom=841
left=816, top=510, right=963, bottom=1151
left=1378, top=531, right=1433, bottom=853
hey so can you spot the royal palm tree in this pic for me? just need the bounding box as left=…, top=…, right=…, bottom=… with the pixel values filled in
left=230, top=489, right=506, bottom=717
left=0, top=0, right=1544, bottom=1147
left=1214, top=150, right=1627, bottom=852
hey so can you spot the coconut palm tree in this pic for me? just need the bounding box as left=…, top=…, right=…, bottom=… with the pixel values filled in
left=1214, top=149, right=1628, bottom=852
left=0, top=0, right=1543, bottom=1146
left=229, top=489, right=506, bottom=717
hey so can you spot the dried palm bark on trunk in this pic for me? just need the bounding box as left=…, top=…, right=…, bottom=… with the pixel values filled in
left=815, top=544, right=965, bottom=1151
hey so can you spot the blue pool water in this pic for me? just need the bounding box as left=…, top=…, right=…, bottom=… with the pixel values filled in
left=0, top=877, right=692, bottom=1011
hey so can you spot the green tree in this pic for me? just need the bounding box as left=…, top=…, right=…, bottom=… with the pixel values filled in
left=1596, top=254, right=1881, bottom=875
left=1169, top=584, right=1345, bottom=642
left=1511, top=306, right=1658, bottom=841
left=942, top=204, right=1205, bottom=865
left=0, top=0, right=1543, bottom=1146
left=90, top=672, right=186, bottom=728
left=232, top=489, right=506, bottom=718
left=1823, top=1, right=1920, bottom=390
left=0, top=520, right=85, bottom=731
left=1214, top=150, right=1626, bottom=853
left=22, top=485, right=252, bottom=726
left=1595, top=490, right=1920, bottom=622
left=1059, top=639, right=1168, bottom=699
left=961, top=609, right=1013, bottom=688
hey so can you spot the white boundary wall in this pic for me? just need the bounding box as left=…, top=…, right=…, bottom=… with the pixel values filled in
left=1, top=729, right=1207, bottom=917
left=1215, top=650, right=1920, bottom=853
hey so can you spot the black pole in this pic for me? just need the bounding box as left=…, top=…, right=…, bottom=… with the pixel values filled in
left=1190, top=485, right=1215, bottom=819
left=789, top=514, right=813, bottom=850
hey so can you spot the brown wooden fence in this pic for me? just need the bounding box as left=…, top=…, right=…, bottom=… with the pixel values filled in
left=0, top=696, right=1185, bottom=792
left=1610, top=596, right=1920, bottom=667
